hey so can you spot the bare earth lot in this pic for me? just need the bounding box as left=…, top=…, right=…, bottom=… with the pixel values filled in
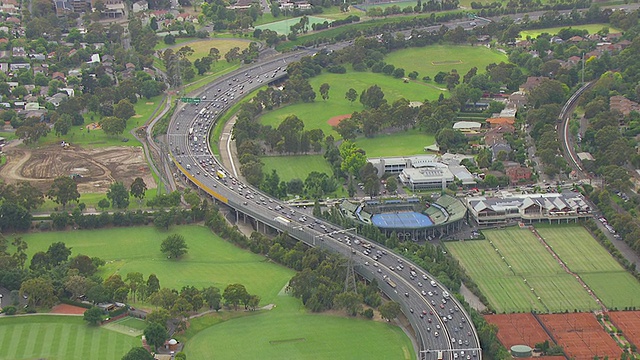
left=1, top=145, right=155, bottom=193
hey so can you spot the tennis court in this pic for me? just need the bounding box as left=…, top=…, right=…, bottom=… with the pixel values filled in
left=371, top=212, right=433, bottom=229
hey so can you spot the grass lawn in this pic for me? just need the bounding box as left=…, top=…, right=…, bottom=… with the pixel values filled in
left=519, top=24, right=620, bottom=39
left=261, top=155, right=348, bottom=198
left=0, top=315, right=139, bottom=360
left=18, top=225, right=294, bottom=304
left=262, top=154, right=333, bottom=181
left=446, top=228, right=600, bottom=313
left=354, top=129, right=434, bottom=157
left=358, top=0, right=418, bottom=10
left=36, top=95, right=164, bottom=149
left=259, top=70, right=444, bottom=138
left=12, top=225, right=414, bottom=359
left=255, top=16, right=334, bottom=35
left=156, top=38, right=251, bottom=63
left=383, top=45, right=508, bottom=81
left=536, top=225, right=640, bottom=309
left=184, top=293, right=414, bottom=360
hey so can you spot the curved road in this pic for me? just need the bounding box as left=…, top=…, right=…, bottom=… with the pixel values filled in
left=166, top=51, right=480, bottom=360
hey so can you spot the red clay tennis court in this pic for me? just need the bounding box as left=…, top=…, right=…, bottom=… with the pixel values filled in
left=485, top=313, right=551, bottom=348
left=539, top=313, right=621, bottom=360
left=50, top=303, right=87, bottom=315
left=609, top=311, right=640, bottom=347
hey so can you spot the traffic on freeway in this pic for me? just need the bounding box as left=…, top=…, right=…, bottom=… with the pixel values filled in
left=166, top=50, right=481, bottom=360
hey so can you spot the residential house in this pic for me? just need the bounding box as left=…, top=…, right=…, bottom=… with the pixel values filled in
left=132, top=0, right=148, bottom=12
left=505, top=165, right=532, bottom=183
left=51, top=71, right=66, bottom=82
left=9, top=63, right=30, bottom=71
left=568, top=35, right=583, bottom=43
left=0, top=4, right=18, bottom=14
left=103, top=0, right=125, bottom=18
left=29, top=53, right=46, bottom=61
left=491, top=142, right=512, bottom=161
left=610, top=95, right=640, bottom=116
left=0, top=63, right=7, bottom=73
left=486, top=117, right=515, bottom=128
left=69, top=0, right=91, bottom=13
left=46, top=92, right=68, bottom=107
left=11, top=46, right=25, bottom=57
left=54, top=0, right=73, bottom=17
left=519, top=76, right=549, bottom=93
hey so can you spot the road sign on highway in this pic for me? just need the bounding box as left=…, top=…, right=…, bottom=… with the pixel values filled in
left=180, top=97, right=201, bottom=104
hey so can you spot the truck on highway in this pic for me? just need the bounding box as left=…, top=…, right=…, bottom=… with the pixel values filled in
left=385, top=278, right=396, bottom=289
left=274, top=216, right=290, bottom=226
left=216, top=170, right=226, bottom=179
left=437, top=351, right=443, bottom=360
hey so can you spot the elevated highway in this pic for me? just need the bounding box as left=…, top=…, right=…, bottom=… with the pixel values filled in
left=166, top=48, right=481, bottom=360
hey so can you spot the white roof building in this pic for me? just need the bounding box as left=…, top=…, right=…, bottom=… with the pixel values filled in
left=466, top=192, right=591, bottom=225
left=453, top=121, right=482, bottom=132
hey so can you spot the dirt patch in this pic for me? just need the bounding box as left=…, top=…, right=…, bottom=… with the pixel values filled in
left=87, top=122, right=101, bottom=130
left=51, top=304, right=87, bottom=315
left=327, top=114, right=351, bottom=127
left=0, top=145, right=156, bottom=193
left=132, top=115, right=143, bottom=118
left=145, top=102, right=154, bottom=105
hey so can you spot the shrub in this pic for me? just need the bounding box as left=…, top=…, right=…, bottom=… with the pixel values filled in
left=3, top=306, right=16, bottom=315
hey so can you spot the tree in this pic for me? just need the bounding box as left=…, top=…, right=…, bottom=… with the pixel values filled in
left=144, top=323, right=168, bottom=351
left=83, top=306, right=104, bottom=325
left=47, top=242, right=72, bottom=266
left=65, top=275, right=90, bottom=299
left=319, top=83, right=330, bottom=101
left=129, top=177, right=147, bottom=204
left=378, top=301, right=401, bottom=321
left=223, top=283, right=249, bottom=310
left=386, top=177, right=398, bottom=193
left=146, top=308, right=171, bottom=328
left=201, top=286, right=222, bottom=311
left=161, top=234, right=188, bottom=259
left=360, top=85, right=386, bottom=109
left=15, top=181, right=44, bottom=211
left=20, top=277, right=57, bottom=308
left=54, top=115, right=72, bottom=136
left=114, top=99, right=135, bottom=121
left=333, top=292, right=363, bottom=316
left=69, top=254, right=99, bottom=276
left=345, top=88, right=358, bottom=106
left=100, top=116, right=126, bottom=136
left=147, top=274, right=160, bottom=296
left=47, top=176, right=80, bottom=208
left=148, top=288, right=178, bottom=310
left=107, top=182, right=130, bottom=209
left=121, top=347, right=154, bottom=360
left=98, top=198, right=110, bottom=211
left=126, top=272, right=144, bottom=303
left=208, top=48, right=220, bottom=64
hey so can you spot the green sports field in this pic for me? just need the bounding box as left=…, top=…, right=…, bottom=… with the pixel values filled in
left=355, top=129, right=435, bottom=157
left=260, top=71, right=442, bottom=136
left=14, top=226, right=415, bottom=359
left=255, top=16, right=332, bottom=35
left=383, top=45, right=508, bottom=81
left=262, top=154, right=333, bottom=181
left=20, top=225, right=295, bottom=304
left=447, top=228, right=599, bottom=313
left=536, top=225, right=640, bottom=309
left=519, top=24, right=621, bottom=39
left=184, top=293, right=414, bottom=359
left=0, top=316, right=138, bottom=360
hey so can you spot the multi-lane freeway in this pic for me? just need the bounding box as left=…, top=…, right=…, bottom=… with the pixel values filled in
left=166, top=51, right=481, bottom=360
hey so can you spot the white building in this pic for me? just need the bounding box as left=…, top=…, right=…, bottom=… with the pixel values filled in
left=399, top=166, right=454, bottom=191
left=466, top=192, right=591, bottom=226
